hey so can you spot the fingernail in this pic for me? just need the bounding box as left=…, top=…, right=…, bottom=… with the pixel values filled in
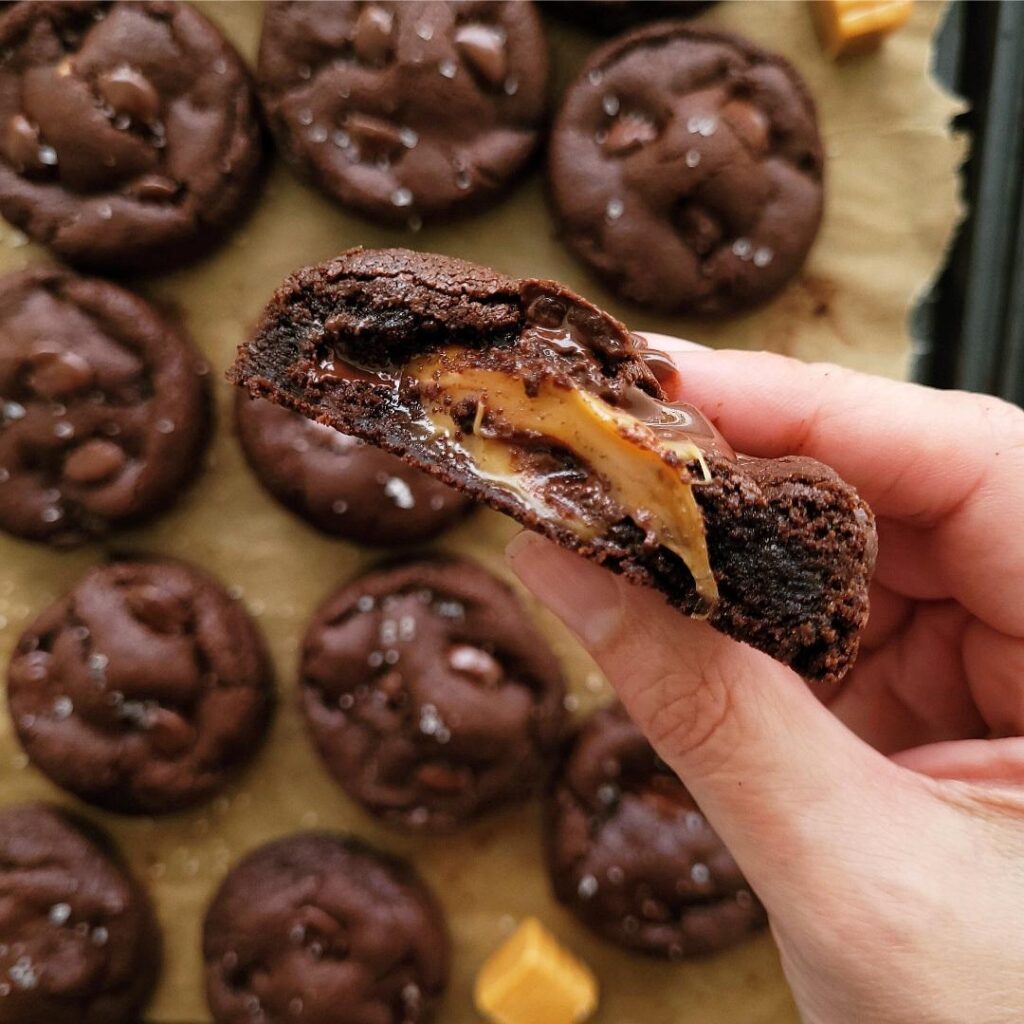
left=506, top=532, right=626, bottom=649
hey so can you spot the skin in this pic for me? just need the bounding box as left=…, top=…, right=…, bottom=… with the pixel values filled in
left=507, top=343, right=1024, bottom=1024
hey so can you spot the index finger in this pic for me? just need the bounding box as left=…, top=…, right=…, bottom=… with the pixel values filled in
left=642, top=339, right=1024, bottom=524
left=641, top=340, right=1024, bottom=635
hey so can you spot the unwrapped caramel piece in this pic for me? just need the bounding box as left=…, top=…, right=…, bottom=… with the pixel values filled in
left=811, top=0, right=913, bottom=58
left=475, top=917, right=598, bottom=1024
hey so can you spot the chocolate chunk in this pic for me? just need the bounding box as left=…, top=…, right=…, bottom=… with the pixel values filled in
left=96, top=65, right=161, bottom=122
left=546, top=704, right=767, bottom=958
left=299, top=558, right=566, bottom=832
left=234, top=393, right=472, bottom=545
left=7, top=560, right=275, bottom=815
left=548, top=25, right=824, bottom=313
left=26, top=350, right=95, bottom=398
left=353, top=4, right=394, bottom=65
left=62, top=438, right=127, bottom=485
left=454, top=23, right=508, bottom=88
left=127, top=173, right=180, bottom=201
left=231, top=248, right=876, bottom=685
left=4, top=112, right=44, bottom=173
left=603, top=111, right=659, bottom=155
left=343, top=111, right=406, bottom=160
left=0, top=268, right=210, bottom=547
left=0, top=805, right=160, bottom=1023
left=203, top=833, right=449, bottom=1024
left=0, top=1, right=264, bottom=271
left=257, top=1, right=548, bottom=224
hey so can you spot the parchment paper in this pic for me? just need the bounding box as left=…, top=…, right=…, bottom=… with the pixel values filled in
left=0, top=2, right=964, bottom=1021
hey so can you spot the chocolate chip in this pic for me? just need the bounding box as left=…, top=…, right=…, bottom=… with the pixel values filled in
left=96, top=65, right=161, bottom=122
left=720, top=99, right=769, bottom=154
left=127, top=174, right=180, bottom=201
left=526, top=295, right=567, bottom=329
left=353, top=4, right=394, bottom=65
left=125, top=584, right=191, bottom=633
left=454, top=23, right=508, bottom=89
left=294, top=905, right=343, bottom=941
left=4, top=113, right=45, bottom=173
left=416, top=762, right=466, bottom=792
left=673, top=200, right=723, bottom=257
left=26, top=350, right=95, bottom=399
left=448, top=643, right=502, bottom=687
left=567, top=306, right=625, bottom=358
left=63, top=439, right=127, bottom=485
left=147, top=706, right=195, bottom=756
left=603, top=112, right=658, bottom=156
left=344, top=112, right=405, bottom=160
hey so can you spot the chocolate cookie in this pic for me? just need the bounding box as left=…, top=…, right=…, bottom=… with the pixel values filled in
left=0, top=1, right=263, bottom=272
left=546, top=704, right=766, bottom=958
left=236, top=393, right=471, bottom=545
left=7, top=559, right=274, bottom=815
left=203, top=832, right=449, bottom=1024
left=231, top=248, right=876, bottom=685
left=300, top=557, right=566, bottom=832
left=548, top=24, right=824, bottom=313
left=0, top=268, right=209, bottom=547
left=0, top=804, right=160, bottom=1024
left=257, top=1, right=548, bottom=225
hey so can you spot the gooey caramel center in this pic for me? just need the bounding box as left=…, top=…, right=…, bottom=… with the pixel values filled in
left=404, top=349, right=719, bottom=611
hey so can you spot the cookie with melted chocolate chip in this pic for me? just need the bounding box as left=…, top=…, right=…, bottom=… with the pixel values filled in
left=546, top=703, right=766, bottom=958
left=7, top=559, right=274, bottom=815
left=232, top=248, right=876, bottom=685
left=548, top=24, right=824, bottom=313
left=257, top=1, right=548, bottom=225
left=203, top=833, right=449, bottom=1024
left=0, top=804, right=161, bottom=1024
left=0, top=268, right=209, bottom=546
left=299, top=557, right=566, bottom=832
left=235, top=392, right=472, bottom=545
left=0, top=0, right=264, bottom=271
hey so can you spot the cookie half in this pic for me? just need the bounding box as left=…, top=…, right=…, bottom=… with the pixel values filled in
left=231, top=248, right=875, bottom=684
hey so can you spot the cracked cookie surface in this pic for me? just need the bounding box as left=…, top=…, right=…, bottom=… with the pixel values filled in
left=0, top=0, right=263, bottom=271
left=0, top=268, right=209, bottom=546
left=7, top=560, right=274, bottom=815
left=257, top=1, right=548, bottom=225
left=203, top=832, right=449, bottom=1024
left=0, top=804, right=160, bottom=1024
left=300, top=557, right=566, bottom=832
left=545, top=703, right=766, bottom=958
left=548, top=24, right=823, bottom=313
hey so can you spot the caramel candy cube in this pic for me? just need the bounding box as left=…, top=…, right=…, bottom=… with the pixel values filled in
left=475, top=918, right=598, bottom=1024
left=811, top=0, right=913, bottom=58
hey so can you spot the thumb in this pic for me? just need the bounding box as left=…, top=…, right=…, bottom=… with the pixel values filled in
left=506, top=533, right=937, bottom=913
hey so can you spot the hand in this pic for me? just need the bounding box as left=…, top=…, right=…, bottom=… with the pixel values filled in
left=507, top=345, right=1024, bottom=1024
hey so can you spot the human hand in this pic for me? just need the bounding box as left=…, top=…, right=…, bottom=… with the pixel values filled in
left=507, top=345, right=1024, bottom=1024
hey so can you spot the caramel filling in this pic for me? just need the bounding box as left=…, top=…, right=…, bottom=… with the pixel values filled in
left=404, top=350, right=719, bottom=610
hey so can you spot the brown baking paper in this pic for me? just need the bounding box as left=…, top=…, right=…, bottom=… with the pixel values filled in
left=0, top=2, right=963, bottom=1022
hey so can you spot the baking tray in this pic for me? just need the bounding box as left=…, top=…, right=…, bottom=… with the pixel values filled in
left=0, top=3, right=964, bottom=1022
